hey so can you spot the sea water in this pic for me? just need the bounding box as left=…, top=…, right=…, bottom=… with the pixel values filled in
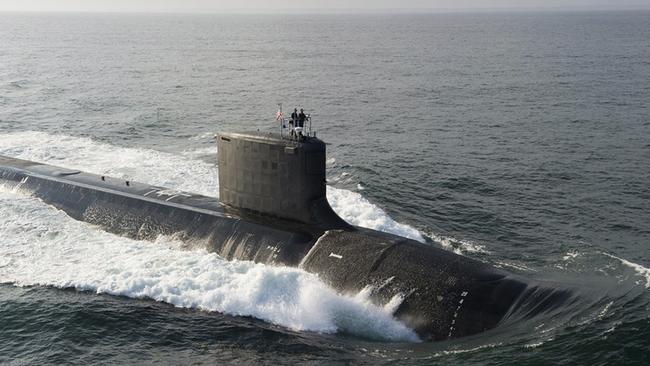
left=1, top=11, right=649, bottom=365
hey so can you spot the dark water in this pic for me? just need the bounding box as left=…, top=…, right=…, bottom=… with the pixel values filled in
left=1, top=11, right=649, bottom=365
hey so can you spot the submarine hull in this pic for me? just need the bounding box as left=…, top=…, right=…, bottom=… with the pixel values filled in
left=0, top=154, right=554, bottom=341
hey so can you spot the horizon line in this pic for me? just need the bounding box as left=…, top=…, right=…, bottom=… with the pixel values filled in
left=1, top=6, right=650, bottom=15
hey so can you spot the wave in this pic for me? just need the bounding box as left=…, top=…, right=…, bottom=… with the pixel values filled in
left=0, top=131, right=218, bottom=195
left=327, top=186, right=424, bottom=242
left=0, top=188, right=418, bottom=342
left=603, top=253, right=650, bottom=289
left=424, top=232, right=490, bottom=255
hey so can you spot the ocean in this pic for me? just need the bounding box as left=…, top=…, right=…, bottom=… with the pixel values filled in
left=0, top=11, right=649, bottom=365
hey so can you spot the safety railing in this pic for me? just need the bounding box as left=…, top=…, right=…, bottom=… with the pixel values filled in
left=276, top=104, right=315, bottom=141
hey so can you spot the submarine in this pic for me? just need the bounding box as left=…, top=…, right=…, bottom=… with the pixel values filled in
left=0, top=130, right=567, bottom=341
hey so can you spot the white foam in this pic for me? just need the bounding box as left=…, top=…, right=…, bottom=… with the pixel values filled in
left=0, top=188, right=419, bottom=342
left=598, top=301, right=614, bottom=320
left=603, top=253, right=650, bottom=289
left=562, top=251, right=581, bottom=261
left=494, top=261, right=536, bottom=272
left=181, top=146, right=218, bottom=158
left=0, top=131, right=425, bottom=241
left=425, top=232, right=490, bottom=255
left=0, top=131, right=218, bottom=196
left=430, top=343, right=502, bottom=357
left=188, top=132, right=217, bottom=141
left=326, top=186, right=425, bottom=242
left=523, top=341, right=545, bottom=349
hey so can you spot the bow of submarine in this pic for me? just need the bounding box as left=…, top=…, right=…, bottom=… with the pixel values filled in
left=300, top=228, right=533, bottom=341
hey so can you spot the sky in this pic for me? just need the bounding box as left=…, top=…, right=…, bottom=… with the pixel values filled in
left=0, top=0, right=648, bottom=13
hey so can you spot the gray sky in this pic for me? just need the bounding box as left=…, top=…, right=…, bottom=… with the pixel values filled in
left=1, top=0, right=649, bottom=13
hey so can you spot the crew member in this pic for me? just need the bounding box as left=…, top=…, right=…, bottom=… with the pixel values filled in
left=298, top=109, right=307, bottom=128
left=290, top=108, right=298, bottom=125
left=289, top=108, right=298, bottom=138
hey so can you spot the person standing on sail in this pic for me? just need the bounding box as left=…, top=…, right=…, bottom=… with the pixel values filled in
left=298, top=109, right=307, bottom=128
left=289, top=108, right=298, bottom=137
left=290, top=108, right=298, bottom=125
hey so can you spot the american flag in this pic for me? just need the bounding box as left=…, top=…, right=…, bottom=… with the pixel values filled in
left=276, top=110, right=284, bottom=121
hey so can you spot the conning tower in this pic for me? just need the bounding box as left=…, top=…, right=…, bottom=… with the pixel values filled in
left=217, top=132, right=347, bottom=228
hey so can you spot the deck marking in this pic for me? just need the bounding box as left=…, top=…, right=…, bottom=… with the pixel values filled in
left=448, top=290, right=470, bottom=338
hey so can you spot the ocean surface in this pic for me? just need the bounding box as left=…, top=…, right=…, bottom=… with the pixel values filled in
left=1, top=11, right=649, bottom=365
